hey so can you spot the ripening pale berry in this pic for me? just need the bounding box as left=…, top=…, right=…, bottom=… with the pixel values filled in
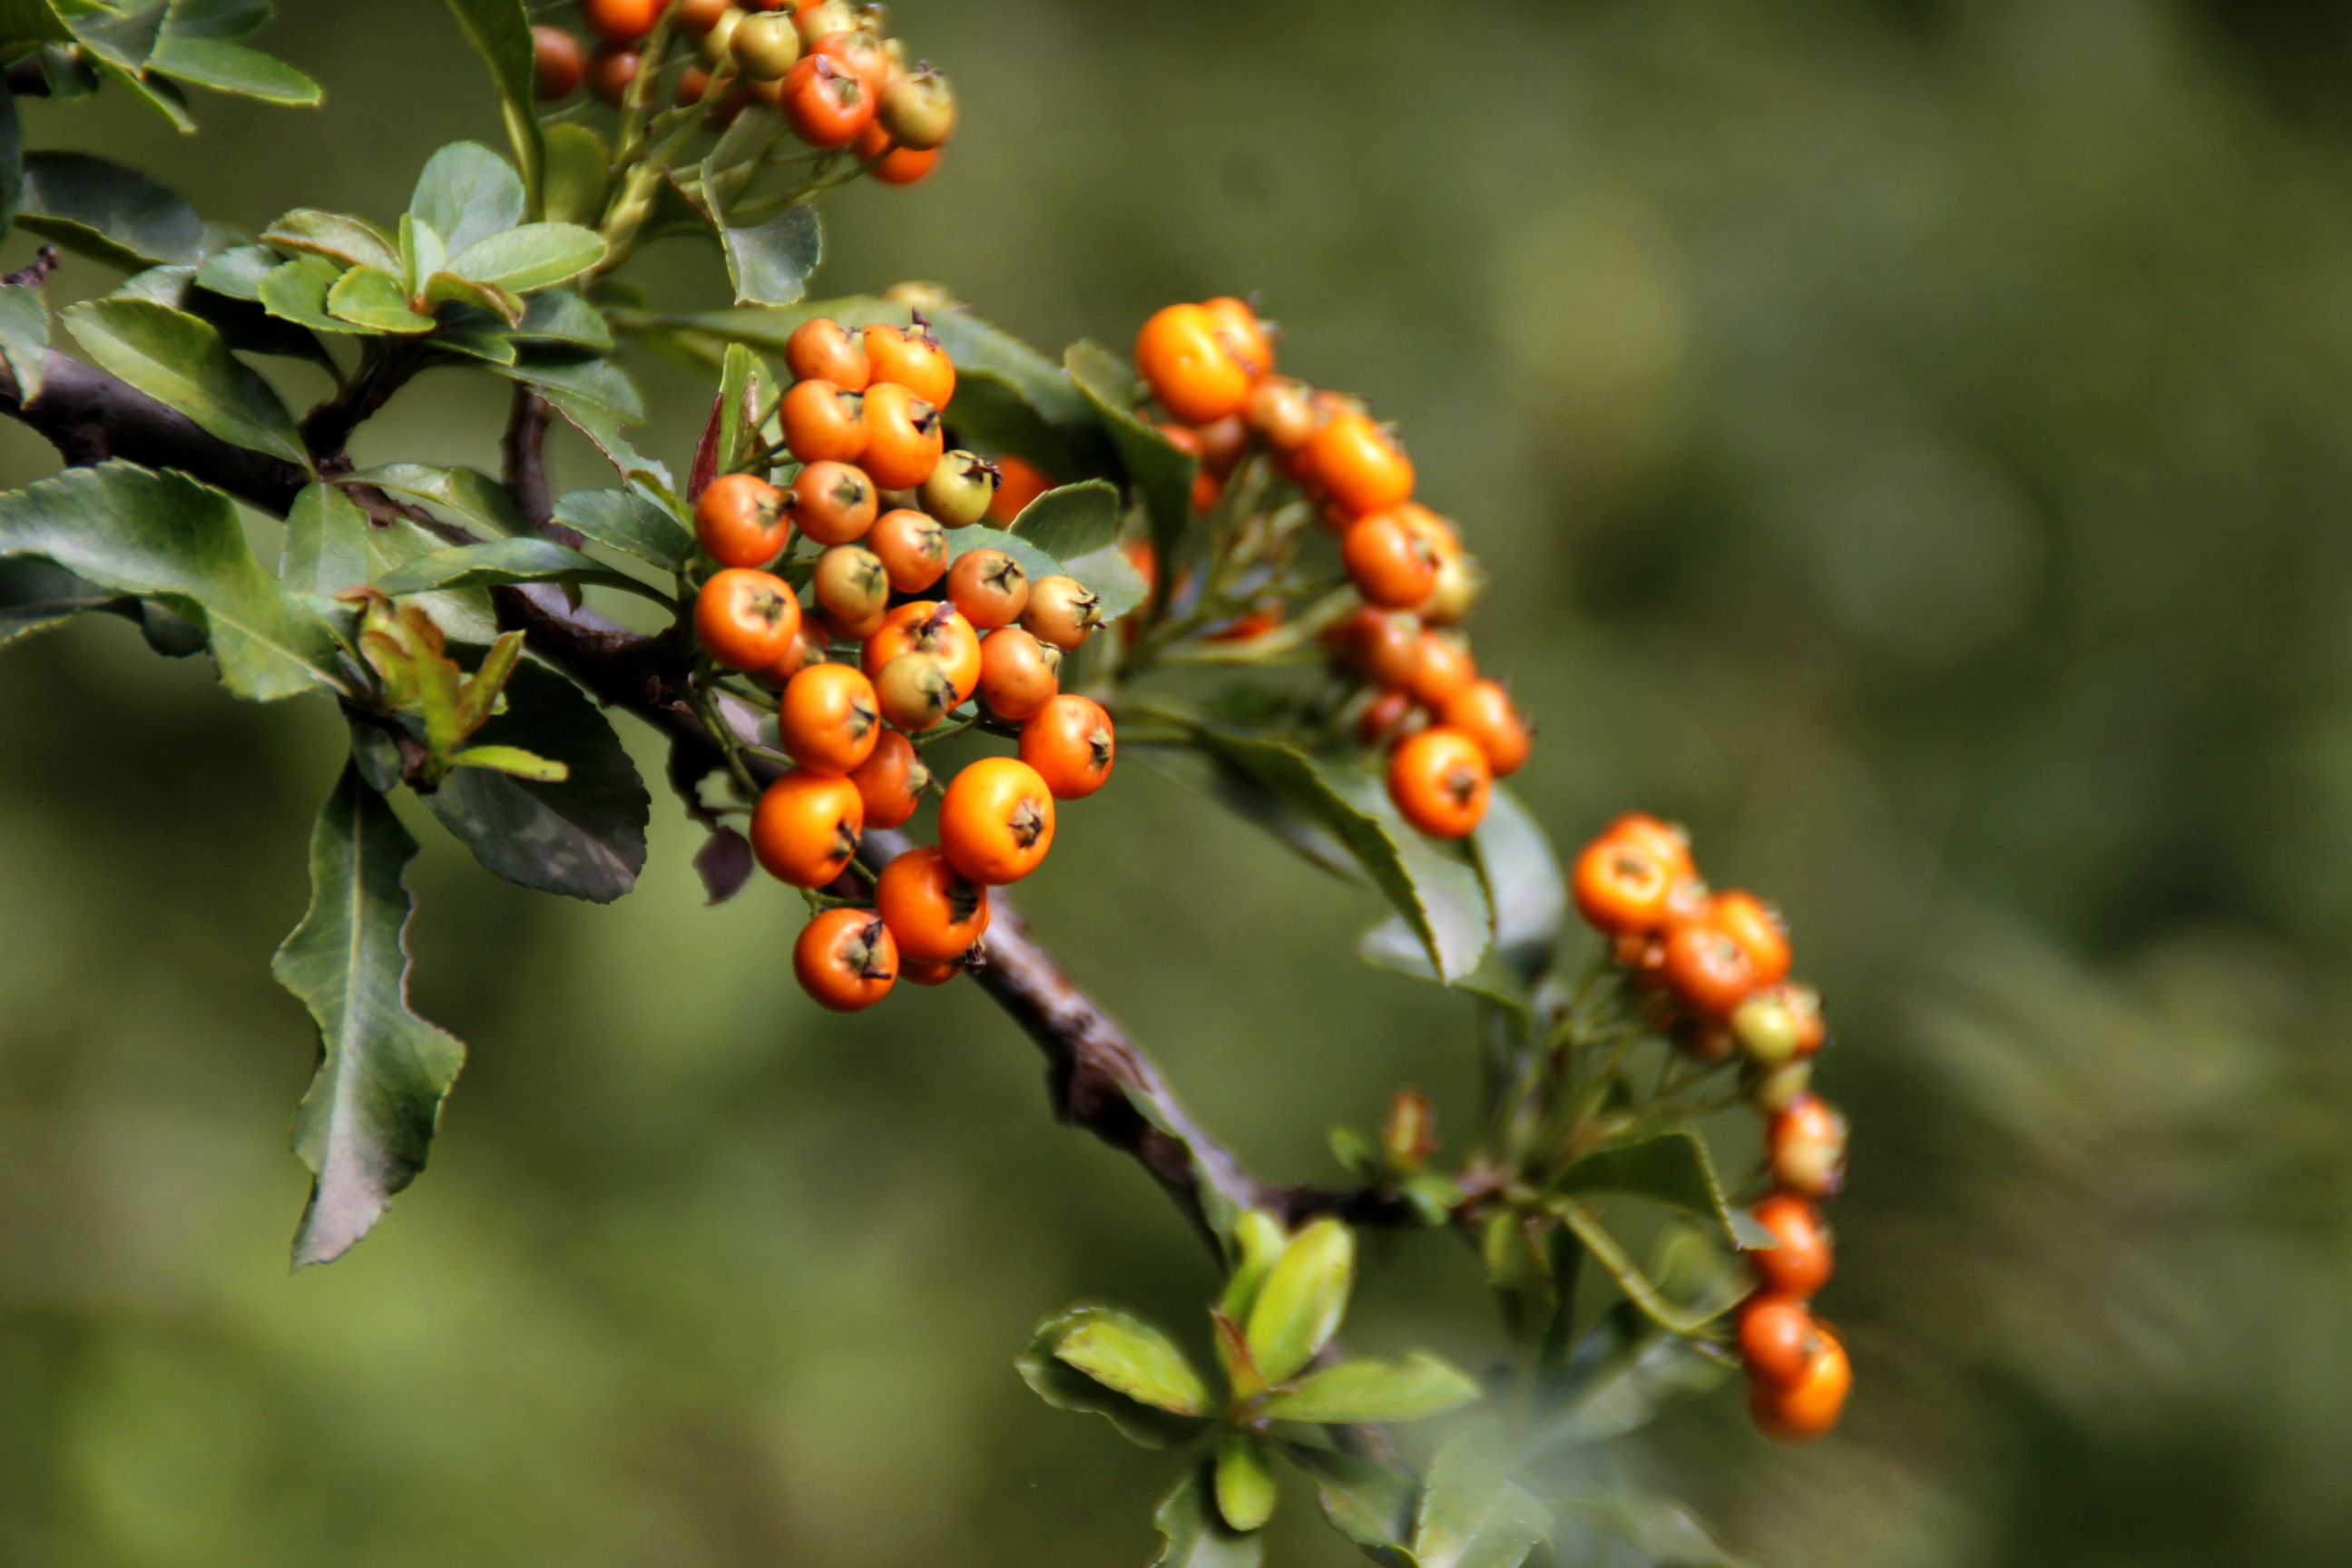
left=864, top=321, right=956, bottom=407
left=1020, top=694, right=1115, bottom=800
left=1438, top=679, right=1530, bottom=777
left=920, top=450, right=999, bottom=528
left=878, top=64, right=957, bottom=150
left=859, top=382, right=945, bottom=490
left=1738, top=1293, right=1820, bottom=1389
left=901, top=958, right=962, bottom=986
left=877, top=844, right=991, bottom=963
left=752, top=769, right=864, bottom=887
left=1021, top=575, right=1102, bottom=650
left=695, top=7, right=743, bottom=64
left=781, top=53, right=875, bottom=148
left=1769, top=1094, right=1848, bottom=1199
left=779, top=662, right=881, bottom=774
left=756, top=620, right=828, bottom=691
left=812, top=544, right=890, bottom=627
left=794, top=0, right=857, bottom=43
left=946, top=549, right=1029, bottom=630
left=1752, top=1058, right=1815, bottom=1116
left=1749, top=1326, right=1850, bottom=1443
left=977, top=627, right=1059, bottom=721
left=1748, top=1193, right=1834, bottom=1298
left=781, top=378, right=867, bottom=464
left=695, top=568, right=802, bottom=671
left=863, top=601, right=981, bottom=701
left=874, top=653, right=957, bottom=731
left=939, top=757, right=1055, bottom=885
left=730, top=10, right=800, bottom=77
left=790, top=459, right=877, bottom=544
left=793, top=907, right=897, bottom=1012
left=695, top=473, right=790, bottom=567
left=849, top=730, right=929, bottom=830
left=1732, top=985, right=1818, bottom=1067
left=1134, top=303, right=1252, bottom=426
left=1247, top=376, right=1317, bottom=451
left=1305, top=407, right=1414, bottom=514
left=1388, top=726, right=1491, bottom=839
left=533, top=26, right=584, bottom=100
left=787, top=316, right=869, bottom=390
left=1328, top=605, right=1423, bottom=688
left=1419, top=541, right=1487, bottom=626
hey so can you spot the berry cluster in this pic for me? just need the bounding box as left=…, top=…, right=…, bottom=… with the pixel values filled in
left=690, top=317, right=1117, bottom=1013
left=535, top=0, right=955, bottom=184
left=1571, top=813, right=1853, bottom=1441
left=1128, top=299, right=1529, bottom=840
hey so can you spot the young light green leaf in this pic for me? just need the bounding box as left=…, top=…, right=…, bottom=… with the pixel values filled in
left=439, top=0, right=544, bottom=209
left=1017, top=1308, right=1213, bottom=1450
left=447, top=744, right=568, bottom=781
left=362, top=514, right=498, bottom=646
left=257, top=254, right=368, bottom=335
left=514, top=288, right=612, bottom=349
left=421, top=662, right=649, bottom=902
left=1216, top=1432, right=1279, bottom=1534
left=346, top=464, right=527, bottom=537
left=552, top=487, right=691, bottom=571
left=409, top=140, right=524, bottom=256
left=326, top=265, right=436, bottom=333
left=0, top=283, right=47, bottom=404
left=1412, top=1426, right=1550, bottom=1568
left=0, top=556, right=126, bottom=648
left=714, top=339, right=760, bottom=475
left=375, top=536, right=670, bottom=604
left=719, top=201, right=821, bottom=307
left=419, top=270, right=524, bottom=326
left=1260, top=1352, right=1483, bottom=1426
left=412, top=631, right=467, bottom=757
left=1555, top=1491, right=1749, bottom=1568
left=149, top=35, right=323, bottom=104
left=1244, top=1217, right=1355, bottom=1384
left=454, top=627, right=527, bottom=739
left=1188, top=728, right=1492, bottom=982
left=1220, top=1210, right=1289, bottom=1324
left=275, top=763, right=467, bottom=1267
left=63, top=297, right=309, bottom=464
left=279, top=480, right=369, bottom=597
left=1010, top=477, right=1121, bottom=559
left=260, top=209, right=402, bottom=274
left=447, top=222, right=606, bottom=293
left=18, top=151, right=204, bottom=270
left=1044, top=1304, right=1211, bottom=1415
left=1065, top=338, right=1199, bottom=574
left=1275, top=1445, right=1419, bottom=1567
left=398, top=214, right=444, bottom=296
left=1526, top=1301, right=1736, bottom=1454
left=1474, top=785, right=1563, bottom=979
left=541, top=122, right=610, bottom=228
left=193, top=244, right=273, bottom=300
left=0, top=463, right=342, bottom=699
left=1153, top=1464, right=1267, bottom=1568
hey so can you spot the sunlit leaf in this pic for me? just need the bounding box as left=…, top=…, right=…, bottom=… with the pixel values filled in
left=1217, top=1432, right=1279, bottom=1533
left=447, top=221, right=605, bottom=293
left=1245, top=1217, right=1355, bottom=1384
left=1017, top=1306, right=1212, bottom=1450
left=540, top=123, right=610, bottom=229
left=260, top=209, right=401, bottom=274
left=513, top=288, right=611, bottom=349
left=346, top=463, right=527, bottom=538
left=256, top=254, right=369, bottom=336
left=1042, top=1304, right=1210, bottom=1415
left=409, top=141, right=524, bottom=257
left=279, top=480, right=369, bottom=598
left=446, top=743, right=568, bottom=781
left=1009, top=478, right=1122, bottom=559
left=1260, top=1352, right=1483, bottom=1426
left=552, top=486, right=691, bottom=571
left=63, top=297, right=308, bottom=463
left=325, top=264, right=436, bottom=333
left=718, top=200, right=820, bottom=307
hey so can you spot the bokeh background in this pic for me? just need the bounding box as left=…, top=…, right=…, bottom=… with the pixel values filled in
left=3, top=0, right=2350, bottom=1562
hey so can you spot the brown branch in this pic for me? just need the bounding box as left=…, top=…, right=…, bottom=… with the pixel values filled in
left=0, top=349, right=309, bottom=508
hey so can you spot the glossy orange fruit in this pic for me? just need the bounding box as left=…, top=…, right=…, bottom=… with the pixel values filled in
left=848, top=730, right=929, bottom=830
left=1769, top=1094, right=1848, bottom=1200
left=854, top=118, right=940, bottom=184
left=1748, top=1193, right=1835, bottom=1298
left=1201, top=296, right=1274, bottom=380
left=751, top=769, right=864, bottom=887
left=1749, top=1326, right=1850, bottom=1443
left=695, top=473, right=791, bottom=568
left=780, top=52, right=874, bottom=148
left=864, top=320, right=956, bottom=407
left=789, top=459, right=877, bottom=544
left=1661, top=920, right=1756, bottom=1016
left=876, top=844, right=991, bottom=962
left=1388, top=725, right=1491, bottom=839
left=859, top=382, right=945, bottom=489
left=867, top=507, right=948, bottom=593
left=1134, top=302, right=1252, bottom=425
left=1710, top=890, right=1792, bottom=988
left=1343, top=509, right=1439, bottom=609
left=1019, top=694, right=1115, bottom=800
left=939, top=757, right=1055, bottom=885
left=988, top=454, right=1052, bottom=524
left=780, top=378, right=867, bottom=464
left=1020, top=575, right=1102, bottom=650
left=581, top=0, right=662, bottom=44
left=793, top=907, right=897, bottom=1012
left=695, top=568, right=802, bottom=672
left=1305, top=407, right=1414, bottom=514
left=587, top=43, right=641, bottom=105
left=1326, top=606, right=1422, bottom=688
left=1572, top=833, right=1674, bottom=936
left=946, top=549, right=1028, bottom=630
left=1438, top=679, right=1530, bottom=777
left=532, top=26, right=584, bottom=100
left=1246, top=376, right=1317, bottom=450
left=786, top=316, right=870, bottom=391
left=810, top=25, right=892, bottom=98
left=1402, top=631, right=1476, bottom=710
left=779, top=662, right=880, bottom=774
left=1738, top=1293, right=1820, bottom=1390
left=976, top=627, right=1059, bottom=721
left=862, top=600, right=981, bottom=701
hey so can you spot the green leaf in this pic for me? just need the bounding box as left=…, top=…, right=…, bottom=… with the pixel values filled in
left=714, top=339, right=760, bottom=475
left=518, top=370, right=671, bottom=501
left=260, top=209, right=401, bottom=274
left=1474, top=786, right=1563, bottom=979
left=362, top=514, right=498, bottom=646
left=274, top=763, right=466, bottom=1267
left=513, top=289, right=612, bottom=349
left=72, top=1, right=168, bottom=71
left=1216, top=1432, right=1279, bottom=1534
left=117, top=260, right=336, bottom=372
left=346, top=464, right=526, bottom=538
left=540, top=123, right=610, bottom=229
left=1065, top=338, right=1199, bottom=575
left=718, top=200, right=821, bottom=307
left=1413, top=1426, right=1549, bottom=1568
left=447, top=221, right=605, bottom=293
left=149, top=34, right=323, bottom=103
left=325, top=264, right=435, bottom=333
left=454, top=627, right=526, bottom=739
left=1134, top=743, right=1364, bottom=882
left=1010, top=478, right=1121, bottom=560
left=1526, top=1302, right=1736, bottom=1454
left=1039, top=1304, right=1210, bottom=1415
left=1554, top=1132, right=1758, bottom=1254
left=1548, top=1198, right=1741, bottom=1338
left=938, top=368, right=1079, bottom=478
left=1154, top=1464, right=1267, bottom=1568
left=0, top=556, right=126, bottom=647
left=551, top=486, right=691, bottom=571
left=1188, top=728, right=1492, bottom=982
left=439, top=0, right=543, bottom=211
left=1244, top=1217, right=1355, bottom=1384
left=1277, top=1446, right=1419, bottom=1567
left=251, top=252, right=340, bottom=328
left=502, top=349, right=643, bottom=419
left=1219, top=1209, right=1289, bottom=1324
left=165, top=0, right=273, bottom=41
left=62, top=297, right=309, bottom=465
left=1260, top=1352, right=1483, bottom=1426
left=1062, top=542, right=1151, bottom=622
left=18, top=151, right=204, bottom=270
left=409, top=141, right=524, bottom=257
left=446, top=743, right=567, bottom=781
left=0, top=0, right=79, bottom=43
left=0, top=283, right=47, bottom=404
left=1354, top=914, right=1526, bottom=1020
left=1017, top=1308, right=1212, bottom=1450
left=279, top=479, right=369, bottom=597
left=0, top=463, right=341, bottom=699
left=193, top=244, right=272, bottom=300
left=0, top=73, right=23, bottom=235
left=375, top=536, right=669, bottom=605
left=1555, top=1492, right=1749, bottom=1568
left=398, top=214, right=444, bottom=296
left=419, top=270, right=524, bottom=326
left=420, top=661, right=650, bottom=902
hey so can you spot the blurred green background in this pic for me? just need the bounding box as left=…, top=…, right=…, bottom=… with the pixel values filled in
left=4, top=0, right=2351, bottom=1563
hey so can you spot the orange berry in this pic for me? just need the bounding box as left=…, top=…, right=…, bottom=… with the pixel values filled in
left=863, top=601, right=982, bottom=702
left=810, top=25, right=892, bottom=98
left=750, top=769, right=864, bottom=887
left=901, top=957, right=963, bottom=985
left=789, top=459, right=877, bottom=544
left=1601, top=811, right=1694, bottom=879
left=778, top=662, right=881, bottom=774
left=989, top=454, right=1052, bottom=524
left=858, top=382, right=945, bottom=490
left=695, top=568, right=802, bottom=672
left=780, top=51, right=874, bottom=148
left=1388, top=725, right=1491, bottom=839
left=977, top=627, right=1060, bottom=721
left=781, top=378, right=867, bottom=464
left=786, top=316, right=870, bottom=391
left=1305, top=407, right=1414, bottom=514
left=876, top=843, right=991, bottom=962
left=1402, top=630, right=1476, bottom=710
left=1749, top=1326, right=1849, bottom=1443
left=848, top=730, right=930, bottom=830
left=1019, top=694, right=1114, bottom=800
left=946, top=549, right=1029, bottom=630
left=1738, top=1294, right=1820, bottom=1390
left=1769, top=1094, right=1848, bottom=1200
left=1710, top=890, right=1792, bottom=988
left=1246, top=377, right=1317, bottom=451
left=1020, top=575, right=1102, bottom=651
left=939, top=757, right=1055, bottom=885
left=1134, top=302, right=1251, bottom=425
left=1326, top=606, right=1422, bottom=688
left=755, top=620, right=829, bottom=691
left=867, top=507, right=948, bottom=593
left=533, top=26, right=584, bottom=100
left=587, top=43, right=640, bottom=105
left=793, top=907, right=897, bottom=1012
left=863, top=320, right=956, bottom=408
left=1438, top=679, right=1530, bottom=777
left=1343, top=509, right=1439, bottom=609
left=1201, top=296, right=1275, bottom=381
left=1357, top=686, right=1416, bottom=748
left=1748, top=1194, right=1835, bottom=1298
left=581, top=0, right=662, bottom=44
left=695, top=472, right=790, bottom=568
left=1661, top=920, right=1756, bottom=1016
